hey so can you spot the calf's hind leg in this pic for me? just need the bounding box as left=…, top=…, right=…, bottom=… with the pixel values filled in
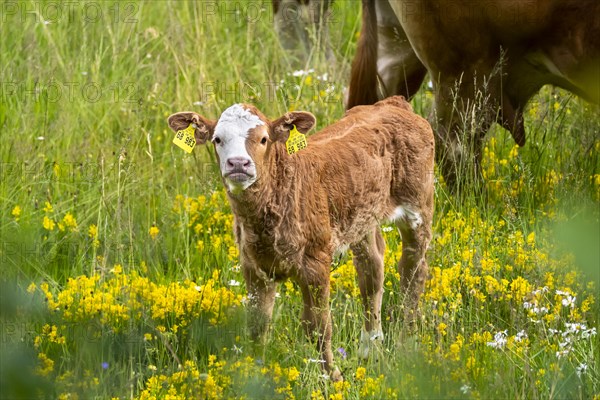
left=395, top=206, right=432, bottom=323
left=351, top=228, right=385, bottom=359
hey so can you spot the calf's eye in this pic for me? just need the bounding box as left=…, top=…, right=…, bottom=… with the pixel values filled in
left=214, top=137, right=221, bottom=145
left=260, top=137, right=267, bottom=145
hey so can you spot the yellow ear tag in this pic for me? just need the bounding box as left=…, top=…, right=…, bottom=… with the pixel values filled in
left=173, top=124, right=196, bottom=153
left=285, top=125, right=307, bottom=155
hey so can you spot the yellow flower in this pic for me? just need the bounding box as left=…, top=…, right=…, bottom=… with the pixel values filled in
left=112, top=264, right=123, bottom=274
left=11, top=205, right=21, bottom=221
left=355, top=366, right=366, bottom=381
left=311, top=390, right=325, bottom=400
left=43, top=216, right=55, bottom=231
left=437, top=322, right=448, bottom=336
left=149, top=225, right=159, bottom=240
left=36, top=352, right=54, bottom=376
left=27, top=282, right=37, bottom=293
left=88, top=224, right=98, bottom=239
left=62, top=212, right=78, bottom=232
left=43, top=201, right=53, bottom=213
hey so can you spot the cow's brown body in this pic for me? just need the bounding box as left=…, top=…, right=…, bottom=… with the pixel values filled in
left=168, top=96, right=434, bottom=380
left=348, top=0, right=600, bottom=182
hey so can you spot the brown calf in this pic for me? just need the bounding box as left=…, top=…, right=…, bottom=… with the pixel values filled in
left=168, top=96, right=434, bottom=380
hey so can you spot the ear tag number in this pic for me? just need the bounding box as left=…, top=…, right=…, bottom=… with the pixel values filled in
left=285, top=125, right=307, bottom=155
left=173, top=124, right=196, bottom=153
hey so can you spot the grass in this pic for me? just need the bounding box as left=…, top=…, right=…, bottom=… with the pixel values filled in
left=1, top=1, right=598, bottom=399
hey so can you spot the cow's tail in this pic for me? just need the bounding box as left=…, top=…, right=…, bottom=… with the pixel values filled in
left=346, top=0, right=379, bottom=109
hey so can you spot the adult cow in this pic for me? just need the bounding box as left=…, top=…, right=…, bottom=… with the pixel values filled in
left=273, top=0, right=335, bottom=66
left=347, top=0, right=600, bottom=183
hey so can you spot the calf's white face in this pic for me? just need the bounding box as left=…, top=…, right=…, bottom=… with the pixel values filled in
left=167, top=103, right=316, bottom=195
left=212, top=104, right=265, bottom=193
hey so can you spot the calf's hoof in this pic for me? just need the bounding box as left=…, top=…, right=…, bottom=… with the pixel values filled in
left=358, top=329, right=384, bottom=360
left=330, top=367, right=343, bottom=382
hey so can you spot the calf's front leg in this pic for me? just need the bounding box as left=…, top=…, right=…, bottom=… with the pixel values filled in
left=297, top=262, right=342, bottom=381
left=244, top=266, right=277, bottom=343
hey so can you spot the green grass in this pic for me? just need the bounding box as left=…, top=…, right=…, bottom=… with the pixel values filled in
left=1, top=1, right=598, bottom=399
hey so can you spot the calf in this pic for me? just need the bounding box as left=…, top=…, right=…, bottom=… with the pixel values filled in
left=167, top=96, right=434, bottom=380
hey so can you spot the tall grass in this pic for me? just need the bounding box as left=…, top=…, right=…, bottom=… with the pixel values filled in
left=1, top=1, right=598, bottom=399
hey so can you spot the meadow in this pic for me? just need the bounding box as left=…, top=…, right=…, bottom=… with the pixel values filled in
left=0, top=1, right=598, bottom=399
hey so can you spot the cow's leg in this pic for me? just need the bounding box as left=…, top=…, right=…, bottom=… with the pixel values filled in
left=377, top=29, right=427, bottom=100
left=395, top=205, right=432, bottom=324
left=244, top=266, right=277, bottom=343
left=351, top=227, right=385, bottom=359
left=433, top=70, right=497, bottom=186
left=297, top=262, right=341, bottom=381
left=274, top=0, right=310, bottom=66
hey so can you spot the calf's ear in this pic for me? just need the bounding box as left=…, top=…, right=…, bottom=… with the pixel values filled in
left=270, top=111, right=316, bottom=142
left=167, top=112, right=215, bottom=144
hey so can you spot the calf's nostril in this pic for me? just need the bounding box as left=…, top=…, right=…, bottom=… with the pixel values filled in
left=227, top=157, right=251, bottom=170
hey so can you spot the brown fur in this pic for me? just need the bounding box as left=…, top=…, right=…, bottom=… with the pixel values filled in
left=167, top=96, right=434, bottom=380
left=347, top=0, right=600, bottom=183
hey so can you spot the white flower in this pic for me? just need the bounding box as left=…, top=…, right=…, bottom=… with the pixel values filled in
left=576, top=363, right=588, bottom=377
left=382, top=226, right=393, bottom=232
left=194, top=285, right=202, bottom=292
left=561, top=295, right=576, bottom=308
left=487, top=330, right=508, bottom=349
left=556, top=349, right=570, bottom=358
left=228, top=279, right=241, bottom=287
left=241, top=293, right=255, bottom=305
left=193, top=101, right=204, bottom=106
left=515, top=330, right=528, bottom=342
left=533, top=286, right=549, bottom=295
left=559, top=338, right=572, bottom=348
left=233, top=344, right=243, bottom=354
left=565, top=322, right=587, bottom=334
left=291, top=69, right=314, bottom=77
left=582, top=327, right=597, bottom=339
left=460, top=384, right=471, bottom=394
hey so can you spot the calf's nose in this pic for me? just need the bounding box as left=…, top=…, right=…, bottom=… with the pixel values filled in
left=226, top=157, right=251, bottom=171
